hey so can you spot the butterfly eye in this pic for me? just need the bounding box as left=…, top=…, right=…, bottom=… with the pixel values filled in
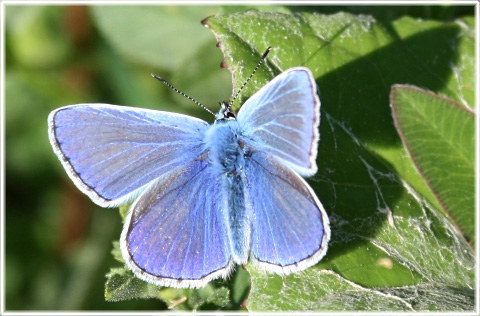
left=215, top=102, right=236, bottom=121
left=225, top=110, right=236, bottom=120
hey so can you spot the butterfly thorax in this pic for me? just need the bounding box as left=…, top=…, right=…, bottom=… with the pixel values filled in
left=205, top=117, right=246, bottom=174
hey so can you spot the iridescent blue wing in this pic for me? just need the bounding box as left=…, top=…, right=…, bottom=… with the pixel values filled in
left=120, top=158, right=233, bottom=288
left=48, top=104, right=208, bottom=207
left=244, top=150, right=330, bottom=273
left=237, top=67, right=320, bottom=177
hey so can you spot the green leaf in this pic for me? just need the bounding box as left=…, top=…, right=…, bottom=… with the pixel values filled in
left=110, top=241, right=124, bottom=264
left=390, top=85, right=475, bottom=244
left=105, top=268, right=232, bottom=310
left=204, top=10, right=475, bottom=312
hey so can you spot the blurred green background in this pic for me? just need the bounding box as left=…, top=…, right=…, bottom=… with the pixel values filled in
left=4, top=4, right=474, bottom=311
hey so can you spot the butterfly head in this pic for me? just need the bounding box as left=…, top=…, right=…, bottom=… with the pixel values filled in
left=215, top=102, right=236, bottom=122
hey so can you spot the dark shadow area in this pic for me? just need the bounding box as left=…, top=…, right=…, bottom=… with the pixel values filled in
left=308, top=23, right=463, bottom=259
left=318, top=24, right=462, bottom=146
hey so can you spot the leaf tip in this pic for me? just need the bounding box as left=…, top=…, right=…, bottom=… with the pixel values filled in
left=201, top=16, right=212, bottom=28
left=390, top=84, right=416, bottom=105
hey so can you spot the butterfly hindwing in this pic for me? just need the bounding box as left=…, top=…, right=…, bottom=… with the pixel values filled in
left=48, top=104, right=209, bottom=207
left=244, top=151, right=330, bottom=273
left=237, top=67, right=320, bottom=176
left=121, top=158, right=234, bottom=288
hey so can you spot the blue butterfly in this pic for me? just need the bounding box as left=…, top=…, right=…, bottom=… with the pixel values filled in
left=48, top=50, right=330, bottom=289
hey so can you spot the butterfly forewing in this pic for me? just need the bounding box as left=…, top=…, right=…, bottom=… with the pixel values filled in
left=48, top=104, right=208, bottom=207
left=237, top=68, right=320, bottom=176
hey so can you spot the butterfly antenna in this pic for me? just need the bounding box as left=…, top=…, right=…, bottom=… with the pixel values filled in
left=151, top=73, right=215, bottom=116
left=229, top=46, right=272, bottom=108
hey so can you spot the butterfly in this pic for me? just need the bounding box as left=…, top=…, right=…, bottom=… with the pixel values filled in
left=48, top=48, right=330, bottom=288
